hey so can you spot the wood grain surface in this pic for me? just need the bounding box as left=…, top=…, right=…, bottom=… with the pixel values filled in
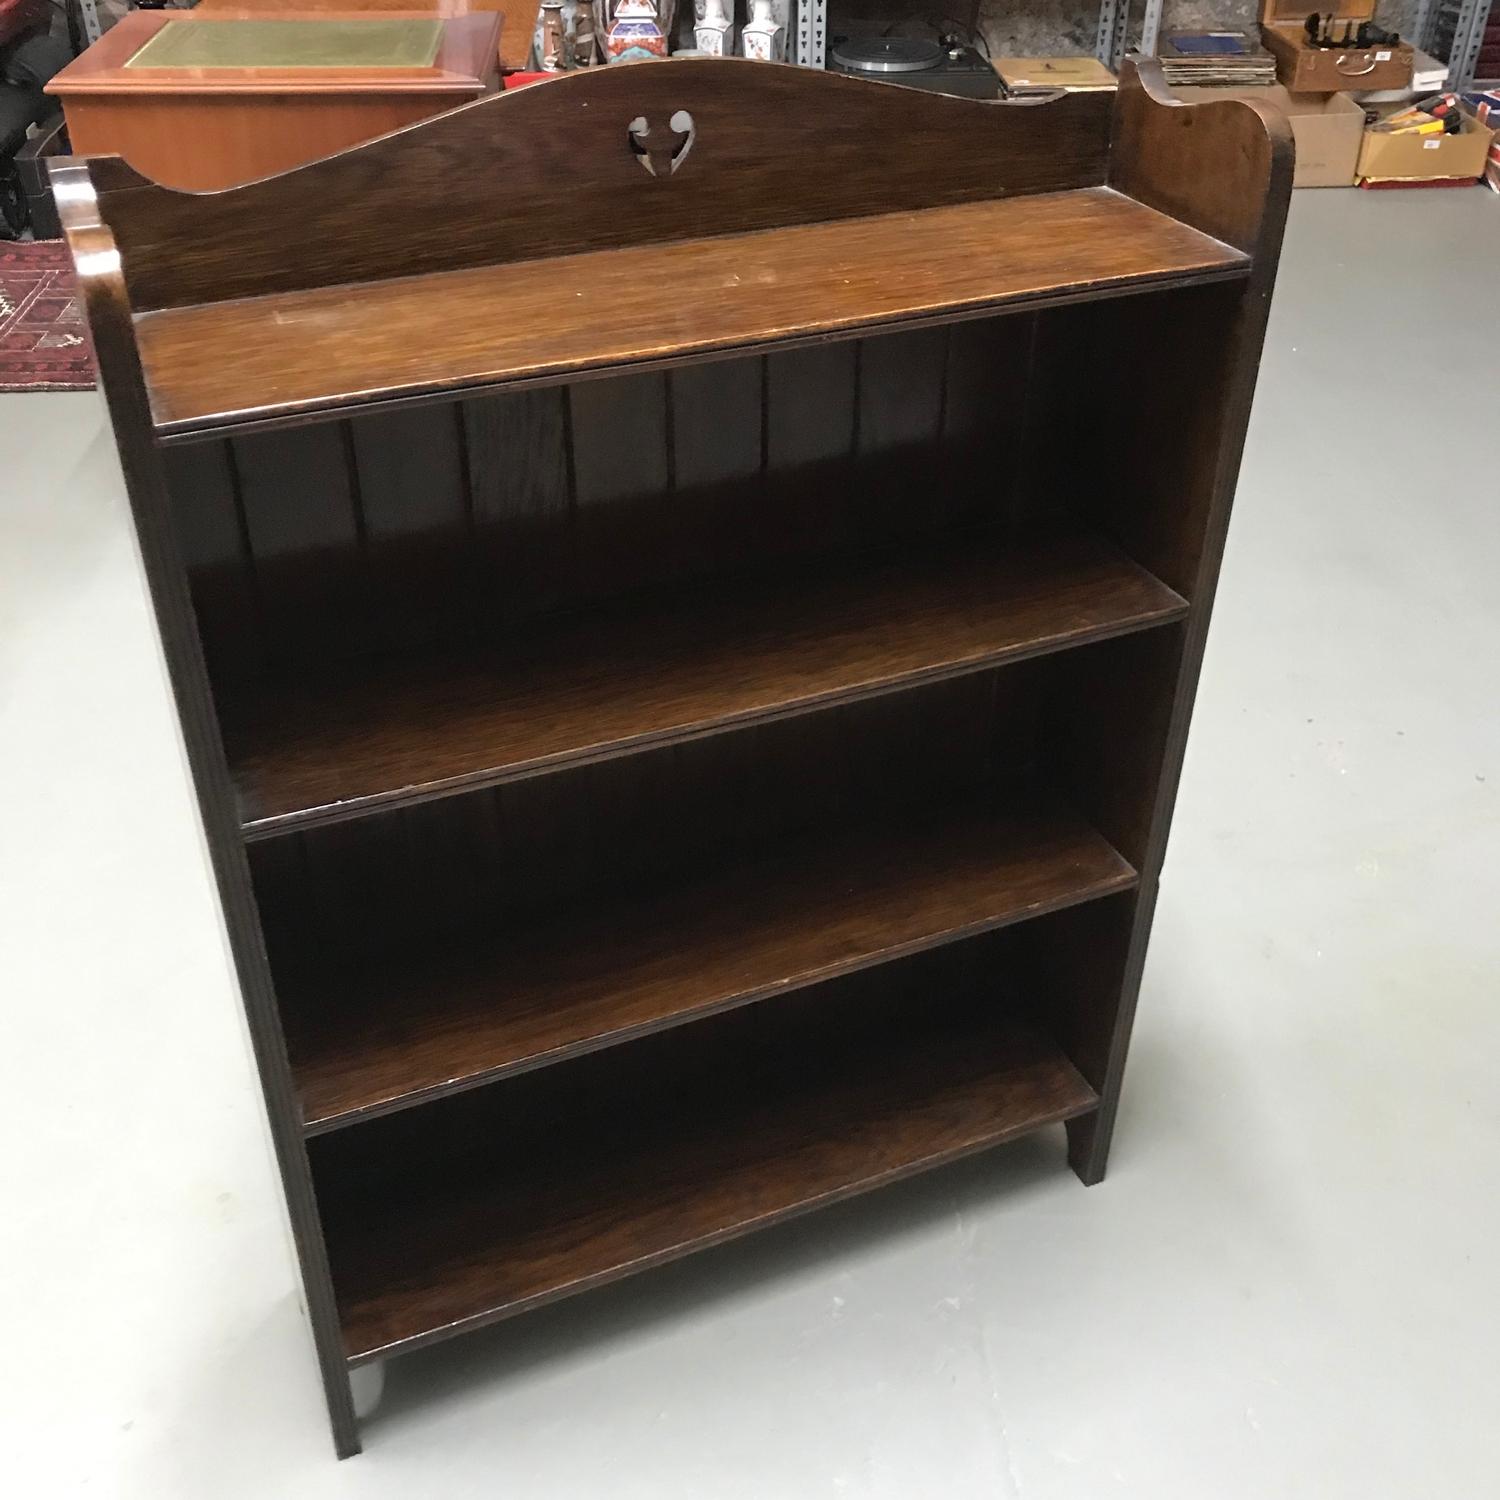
left=225, top=528, right=1188, bottom=838
left=1109, top=57, right=1292, bottom=255
left=249, top=669, right=1034, bottom=970
left=87, top=59, right=1112, bottom=314
left=162, top=315, right=1062, bottom=689
left=281, top=793, right=1135, bottom=1131
left=311, top=950, right=1100, bottom=1362
left=137, top=188, right=1246, bottom=435
left=1056, top=57, right=1293, bottom=1188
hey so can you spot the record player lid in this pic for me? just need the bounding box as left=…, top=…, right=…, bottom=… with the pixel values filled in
left=831, top=36, right=943, bottom=73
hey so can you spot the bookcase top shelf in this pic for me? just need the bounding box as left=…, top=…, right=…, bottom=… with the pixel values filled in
left=136, top=187, right=1248, bottom=439
left=58, top=54, right=1290, bottom=445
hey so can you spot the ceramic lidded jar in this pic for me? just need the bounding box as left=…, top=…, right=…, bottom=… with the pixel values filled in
left=695, top=0, right=733, bottom=56
left=741, top=0, right=783, bottom=60
left=606, top=0, right=669, bottom=61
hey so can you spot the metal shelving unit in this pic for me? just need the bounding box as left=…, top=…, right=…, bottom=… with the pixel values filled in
left=794, top=0, right=827, bottom=65
left=1098, top=0, right=1164, bottom=69
left=787, top=0, right=1164, bottom=74
left=74, top=0, right=105, bottom=46
left=1418, top=0, right=1494, bottom=87
left=1096, top=0, right=1493, bottom=90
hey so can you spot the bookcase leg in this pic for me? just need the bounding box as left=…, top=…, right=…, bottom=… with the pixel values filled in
left=1004, top=884, right=1158, bottom=1190
left=1066, top=1109, right=1111, bottom=1187
left=333, top=1410, right=363, bottom=1461
left=1060, top=890, right=1156, bottom=1189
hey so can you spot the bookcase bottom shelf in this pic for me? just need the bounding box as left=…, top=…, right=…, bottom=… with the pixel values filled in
left=312, top=952, right=1099, bottom=1365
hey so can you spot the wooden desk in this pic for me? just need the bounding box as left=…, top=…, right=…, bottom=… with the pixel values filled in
left=197, top=0, right=541, bottom=72
left=46, top=10, right=501, bottom=191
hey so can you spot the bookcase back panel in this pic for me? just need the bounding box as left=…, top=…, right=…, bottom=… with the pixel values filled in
left=97, top=61, right=1111, bottom=313
left=167, top=313, right=1052, bottom=691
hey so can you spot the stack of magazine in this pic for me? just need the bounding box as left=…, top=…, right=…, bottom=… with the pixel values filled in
left=1157, top=30, right=1277, bottom=87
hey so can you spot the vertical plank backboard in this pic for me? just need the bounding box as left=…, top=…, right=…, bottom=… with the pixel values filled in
left=348, top=404, right=470, bottom=651
left=571, top=372, right=673, bottom=596
left=855, top=326, right=949, bottom=541
left=669, top=359, right=765, bottom=576
left=463, top=387, right=573, bottom=621
left=231, top=424, right=366, bottom=666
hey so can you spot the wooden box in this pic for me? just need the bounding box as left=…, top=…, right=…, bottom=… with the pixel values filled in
left=1259, top=0, right=1413, bottom=92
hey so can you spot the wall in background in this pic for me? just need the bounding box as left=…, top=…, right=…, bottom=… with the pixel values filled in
left=836, top=0, right=1421, bottom=61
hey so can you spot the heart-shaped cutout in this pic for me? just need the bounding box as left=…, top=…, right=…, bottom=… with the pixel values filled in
left=627, top=111, right=696, bottom=178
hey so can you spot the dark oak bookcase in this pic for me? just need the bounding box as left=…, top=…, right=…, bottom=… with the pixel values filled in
left=60, top=56, right=1291, bottom=1456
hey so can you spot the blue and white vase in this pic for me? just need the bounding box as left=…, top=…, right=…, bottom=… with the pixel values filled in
left=606, top=0, right=669, bottom=61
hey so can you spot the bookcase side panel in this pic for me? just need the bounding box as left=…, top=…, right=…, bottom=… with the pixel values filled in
left=56, top=166, right=362, bottom=1455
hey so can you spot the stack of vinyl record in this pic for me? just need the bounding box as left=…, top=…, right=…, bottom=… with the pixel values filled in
left=1157, top=30, right=1277, bottom=87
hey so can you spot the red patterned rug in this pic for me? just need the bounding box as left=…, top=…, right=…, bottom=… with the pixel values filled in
left=0, top=240, right=96, bottom=392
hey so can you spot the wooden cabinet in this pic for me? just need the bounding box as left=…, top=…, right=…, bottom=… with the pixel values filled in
left=195, top=0, right=544, bottom=73
left=46, top=9, right=501, bottom=191
left=58, top=56, right=1290, bottom=1456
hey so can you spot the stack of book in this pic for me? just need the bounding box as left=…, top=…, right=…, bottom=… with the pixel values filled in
left=1157, top=30, right=1276, bottom=87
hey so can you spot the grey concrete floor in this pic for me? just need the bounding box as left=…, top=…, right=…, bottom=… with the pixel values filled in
left=3, top=186, right=1497, bottom=1498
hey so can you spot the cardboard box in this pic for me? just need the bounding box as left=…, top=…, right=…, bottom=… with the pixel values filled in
left=1357, top=111, right=1491, bottom=183
left=1259, top=0, right=1413, bottom=93
left=1466, top=97, right=1500, bottom=192
left=1411, top=47, right=1450, bottom=94
left=993, top=56, right=1116, bottom=93
left=1174, top=84, right=1366, bottom=186
left=1465, top=89, right=1500, bottom=126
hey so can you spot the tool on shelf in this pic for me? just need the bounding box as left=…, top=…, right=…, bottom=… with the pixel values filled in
left=1303, top=10, right=1401, bottom=47
left=1371, top=89, right=1466, bottom=131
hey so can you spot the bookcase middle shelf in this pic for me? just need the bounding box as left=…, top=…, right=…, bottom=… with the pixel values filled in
left=266, top=788, right=1136, bottom=1134
left=226, top=524, right=1188, bottom=841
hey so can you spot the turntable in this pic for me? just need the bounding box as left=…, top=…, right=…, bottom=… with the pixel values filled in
left=827, top=35, right=1000, bottom=99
